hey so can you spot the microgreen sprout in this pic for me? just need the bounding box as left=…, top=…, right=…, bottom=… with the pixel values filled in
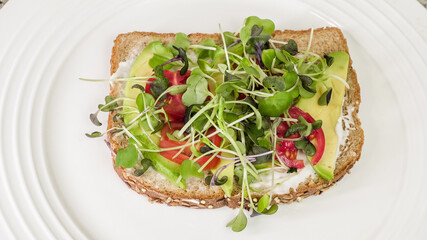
left=85, top=16, right=345, bottom=232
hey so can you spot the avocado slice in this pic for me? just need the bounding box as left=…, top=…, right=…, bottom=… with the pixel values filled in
left=123, top=42, right=185, bottom=188
left=296, top=51, right=349, bottom=181
left=124, top=41, right=162, bottom=140
left=211, top=155, right=235, bottom=197
left=144, top=151, right=185, bottom=189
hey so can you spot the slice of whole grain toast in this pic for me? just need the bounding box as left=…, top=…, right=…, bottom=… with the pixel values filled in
left=107, top=27, right=364, bottom=209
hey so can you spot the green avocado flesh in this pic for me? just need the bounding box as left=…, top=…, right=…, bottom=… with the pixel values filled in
left=296, top=51, right=350, bottom=181
left=124, top=41, right=185, bottom=188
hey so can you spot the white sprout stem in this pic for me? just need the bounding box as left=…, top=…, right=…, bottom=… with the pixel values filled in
left=176, top=175, right=182, bottom=184
left=127, top=107, right=150, bottom=126
left=172, top=135, right=192, bottom=159
left=226, top=112, right=254, bottom=127
left=277, top=136, right=304, bottom=142
left=104, top=140, right=116, bottom=156
left=251, top=75, right=264, bottom=87
left=271, top=57, right=276, bottom=70
left=298, top=27, right=314, bottom=68
left=270, top=127, right=278, bottom=197
left=248, top=150, right=275, bottom=158
left=307, top=27, right=314, bottom=53
left=244, top=170, right=257, bottom=210
left=271, top=117, right=298, bottom=122
left=198, top=152, right=220, bottom=172
left=189, top=45, right=216, bottom=51
left=228, top=51, right=243, bottom=60
left=272, top=67, right=285, bottom=74
left=269, top=39, right=289, bottom=45
left=142, top=98, right=156, bottom=132
left=121, top=126, right=143, bottom=146
left=140, top=125, right=156, bottom=145
left=230, top=70, right=247, bottom=75
left=177, top=102, right=218, bottom=137
left=219, top=24, right=231, bottom=71
left=286, top=75, right=299, bottom=92
left=326, top=74, right=350, bottom=88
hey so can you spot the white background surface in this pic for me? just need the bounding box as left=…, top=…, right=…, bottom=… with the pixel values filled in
left=0, top=0, right=427, bottom=239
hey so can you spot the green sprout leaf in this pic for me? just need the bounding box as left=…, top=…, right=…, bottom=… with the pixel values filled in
left=287, top=167, right=298, bottom=173
left=136, top=93, right=155, bottom=113
left=224, top=71, right=241, bottom=82
left=205, top=175, right=228, bottom=186
left=200, top=144, right=213, bottom=155
left=246, top=123, right=264, bottom=145
left=89, top=113, right=102, bottom=126
left=85, top=131, right=102, bottom=138
left=150, top=65, right=170, bottom=99
left=304, top=142, right=316, bottom=156
left=294, top=138, right=309, bottom=150
left=148, top=43, right=175, bottom=69
left=263, top=76, right=285, bottom=91
left=241, top=58, right=260, bottom=78
left=312, top=120, right=322, bottom=130
left=167, top=84, right=188, bottom=95
left=262, top=204, right=278, bottom=215
left=284, top=123, right=307, bottom=137
left=257, top=194, right=270, bottom=212
left=115, top=145, right=138, bottom=168
left=282, top=39, right=298, bottom=56
left=234, top=166, right=256, bottom=186
left=173, top=46, right=189, bottom=75
left=261, top=49, right=275, bottom=69
left=134, top=158, right=152, bottom=176
left=299, top=75, right=316, bottom=94
left=244, top=16, right=275, bottom=35
left=297, top=115, right=312, bottom=137
left=226, top=209, right=248, bottom=232
left=180, top=159, right=204, bottom=179
left=240, top=25, right=252, bottom=46
left=181, top=73, right=209, bottom=106
left=151, top=120, right=164, bottom=134
left=98, top=95, right=118, bottom=112
left=318, top=88, right=333, bottom=106
left=294, top=138, right=316, bottom=157
left=249, top=146, right=271, bottom=164
left=259, top=91, right=292, bottom=117
left=174, top=33, right=190, bottom=51
left=324, top=54, right=334, bottom=66
left=283, top=71, right=298, bottom=90
left=131, top=84, right=145, bottom=92
left=196, top=38, right=217, bottom=59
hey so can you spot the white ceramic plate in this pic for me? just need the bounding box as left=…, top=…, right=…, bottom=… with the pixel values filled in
left=1, top=0, right=427, bottom=239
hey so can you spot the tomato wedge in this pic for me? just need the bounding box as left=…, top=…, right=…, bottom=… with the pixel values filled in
left=288, top=106, right=325, bottom=166
left=276, top=121, right=305, bottom=169
left=145, top=70, right=190, bottom=121
left=276, top=106, right=326, bottom=168
left=158, top=123, right=222, bottom=170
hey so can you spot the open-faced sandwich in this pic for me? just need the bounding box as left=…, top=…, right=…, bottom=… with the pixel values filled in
left=84, top=16, right=364, bottom=231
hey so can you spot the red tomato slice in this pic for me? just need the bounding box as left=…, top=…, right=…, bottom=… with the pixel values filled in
left=159, top=150, right=189, bottom=164
left=158, top=123, right=222, bottom=170
left=146, top=70, right=190, bottom=122
left=288, top=106, right=325, bottom=166
left=276, top=121, right=305, bottom=169
left=194, top=128, right=222, bottom=170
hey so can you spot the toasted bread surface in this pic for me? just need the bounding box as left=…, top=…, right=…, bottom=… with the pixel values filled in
left=107, top=27, right=364, bottom=209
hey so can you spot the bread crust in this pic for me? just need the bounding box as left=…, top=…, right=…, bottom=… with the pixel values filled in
left=107, top=27, right=364, bottom=209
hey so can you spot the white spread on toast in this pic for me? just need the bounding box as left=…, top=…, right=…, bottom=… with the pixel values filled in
left=112, top=58, right=351, bottom=196
left=250, top=153, right=315, bottom=194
